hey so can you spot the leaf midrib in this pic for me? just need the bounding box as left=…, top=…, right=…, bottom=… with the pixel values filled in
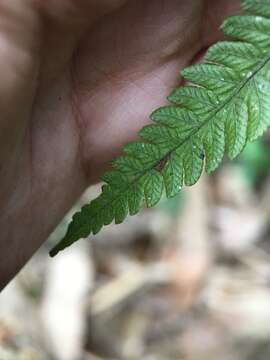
left=73, top=53, right=270, bottom=237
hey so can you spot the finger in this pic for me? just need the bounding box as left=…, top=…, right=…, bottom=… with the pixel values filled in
left=38, top=0, right=130, bottom=89
left=203, top=0, right=241, bottom=45
left=41, top=0, right=128, bottom=20
left=0, top=0, right=41, bottom=197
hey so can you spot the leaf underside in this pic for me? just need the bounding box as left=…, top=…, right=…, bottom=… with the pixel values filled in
left=50, top=0, right=270, bottom=257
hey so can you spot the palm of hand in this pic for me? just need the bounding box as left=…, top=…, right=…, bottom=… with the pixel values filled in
left=0, top=0, right=239, bottom=287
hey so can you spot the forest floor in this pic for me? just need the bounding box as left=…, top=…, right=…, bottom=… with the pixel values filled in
left=1, top=140, right=270, bottom=360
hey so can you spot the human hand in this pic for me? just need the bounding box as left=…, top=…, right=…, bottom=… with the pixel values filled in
left=0, top=0, right=239, bottom=290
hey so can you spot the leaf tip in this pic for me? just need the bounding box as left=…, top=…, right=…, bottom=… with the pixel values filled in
left=49, top=246, right=60, bottom=258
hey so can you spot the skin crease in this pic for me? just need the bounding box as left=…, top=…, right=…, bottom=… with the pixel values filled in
left=0, top=0, right=240, bottom=290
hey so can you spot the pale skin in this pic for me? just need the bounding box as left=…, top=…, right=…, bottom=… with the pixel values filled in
left=0, top=0, right=239, bottom=290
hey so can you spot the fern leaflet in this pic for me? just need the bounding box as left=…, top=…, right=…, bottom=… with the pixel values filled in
left=50, top=0, right=270, bottom=257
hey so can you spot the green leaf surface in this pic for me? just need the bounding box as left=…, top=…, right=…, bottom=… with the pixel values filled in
left=50, top=0, right=270, bottom=257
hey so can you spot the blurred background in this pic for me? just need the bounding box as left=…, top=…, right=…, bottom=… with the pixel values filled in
left=2, top=137, right=270, bottom=360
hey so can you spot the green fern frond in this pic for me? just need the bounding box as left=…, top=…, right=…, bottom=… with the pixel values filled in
left=50, top=0, right=270, bottom=257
